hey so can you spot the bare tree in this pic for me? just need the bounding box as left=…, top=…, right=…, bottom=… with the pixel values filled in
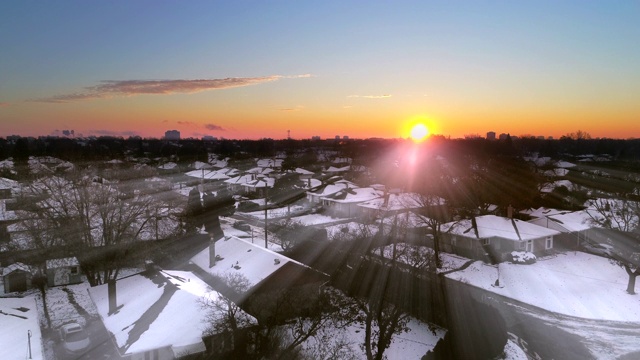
left=587, top=198, right=640, bottom=294
left=353, top=295, right=409, bottom=360
left=19, top=171, right=157, bottom=286
left=201, top=272, right=255, bottom=335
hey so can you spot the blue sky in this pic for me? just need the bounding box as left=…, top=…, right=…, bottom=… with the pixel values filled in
left=1, top=1, right=639, bottom=139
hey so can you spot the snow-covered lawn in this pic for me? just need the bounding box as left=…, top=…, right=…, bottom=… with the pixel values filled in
left=300, top=316, right=446, bottom=360
left=243, top=205, right=306, bottom=219
left=288, top=214, right=339, bottom=226
left=446, top=251, right=640, bottom=321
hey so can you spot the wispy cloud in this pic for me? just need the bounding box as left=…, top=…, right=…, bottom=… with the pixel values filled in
left=348, top=94, right=392, bottom=99
left=204, top=123, right=225, bottom=131
left=278, top=105, right=304, bottom=112
left=177, top=121, right=196, bottom=126
left=0, top=102, right=10, bottom=108
left=33, top=74, right=311, bottom=103
left=89, top=129, right=140, bottom=137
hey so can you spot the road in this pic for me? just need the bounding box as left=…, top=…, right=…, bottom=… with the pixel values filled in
left=466, top=281, right=640, bottom=359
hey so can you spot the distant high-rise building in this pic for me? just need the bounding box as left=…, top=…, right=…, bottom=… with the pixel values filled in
left=202, top=136, right=217, bottom=141
left=335, top=135, right=340, bottom=140
left=165, top=130, right=180, bottom=140
left=311, top=136, right=321, bottom=141
left=499, top=133, right=509, bottom=140
left=343, top=135, right=349, bottom=140
left=486, top=131, right=496, bottom=140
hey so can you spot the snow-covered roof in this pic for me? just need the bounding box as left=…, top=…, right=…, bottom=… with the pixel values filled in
left=246, top=167, right=274, bottom=175
left=294, top=168, right=314, bottom=175
left=158, top=162, right=177, bottom=170
left=0, top=297, right=44, bottom=360
left=185, top=168, right=236, bottom=181
left=242, top=177, right=274, bottom=189
left=224, top=174, right=256, bottom=186
left=358, top=193, right=444, bottom=212
left=46, top=257, right=79, bottom=269
left=88, top=270, right=254, bottom=357
left=1, top=262, right=31, bottom=276
left=540, top=179, right=576, bottom=193
left=322, top=187, right=383, bottom=204
left=325, top=165, right=350, bottom=173
left=191, top=161, right=212, bottom=170
left=191, top=236, right=314, bottom=289
left=555, top=161, right=576, bottom=168
left=530, top=210, right=600, bottom=232
left=0, top=177, right=18, bottom=189
left=256, top=158, right=283, bottom=168
left=307, top=182, right=350, bottom=197
left=543, top=168, right=569, bottom=177
left=520, top=207, right=567, bottom=219
left=445, top=215, right=560, bottom=241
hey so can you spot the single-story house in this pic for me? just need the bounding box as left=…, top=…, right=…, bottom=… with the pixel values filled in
left=321, top=187, right=384, bottom=218
left=441, top=215, right=561, bottom=262
left=306, top=181, right=353, bottom=204
left=88, top=269, right=256, bottom=360
left=190, top=236, right=329, bottom=322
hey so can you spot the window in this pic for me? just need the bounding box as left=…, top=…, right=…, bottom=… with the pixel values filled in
left=70, top=266, right=78, bottom=275
left=526, top=240, right=533, bottom=252
left=451, top=236, right=457, bottom=246
left=482, top=238, right=490, bottom=246
left=545, top=236, right=553, bottom=250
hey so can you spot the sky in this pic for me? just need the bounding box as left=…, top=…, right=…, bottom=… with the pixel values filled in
left=1, top=1, right=639, bottom=140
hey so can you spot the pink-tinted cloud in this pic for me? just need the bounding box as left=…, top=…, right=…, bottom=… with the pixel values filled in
left=177, top=121, right=196, bottom=126
left=33, top=75, right=310, bottom=103
left=204, top=123, right=225, bottom=131
left=0, top=102, right=10, bottom=108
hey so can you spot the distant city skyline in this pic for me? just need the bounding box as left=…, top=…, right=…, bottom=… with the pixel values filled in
left=1, top=1, right=639, bottom=140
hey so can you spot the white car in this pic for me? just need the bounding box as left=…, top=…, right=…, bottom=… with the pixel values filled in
left=59, top=322, right=91, bottom=355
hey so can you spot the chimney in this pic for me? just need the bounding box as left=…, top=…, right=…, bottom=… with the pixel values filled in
left=209, top=236, right=216, bottom=268
left=108, top=279, right=117, bottom=315
left=507, top=205, right=514, bottom=219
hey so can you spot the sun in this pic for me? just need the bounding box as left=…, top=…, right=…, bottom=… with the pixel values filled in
left=410, top=123, right=429, bottom=142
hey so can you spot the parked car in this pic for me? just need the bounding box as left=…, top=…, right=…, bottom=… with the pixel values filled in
left=582, top=242, right=614, bottom=257
left=233, top=220, right=251, bottom=232
left=59, top=322, right=91, bottom=355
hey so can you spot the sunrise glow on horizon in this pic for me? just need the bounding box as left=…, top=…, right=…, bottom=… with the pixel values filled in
left=1, top=2, right=639, bottom=140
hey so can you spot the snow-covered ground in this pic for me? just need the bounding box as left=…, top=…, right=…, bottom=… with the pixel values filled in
left=243, top=205, right=306, bottom=219
left=0, top=296, right=44, bottom=360
left=446, top=251, right=640, bottom=321
left=288, top=214, right=340, bottom=226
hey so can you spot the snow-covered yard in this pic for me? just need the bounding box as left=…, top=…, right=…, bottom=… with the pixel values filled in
left=446, top=251, right=640, bottom=322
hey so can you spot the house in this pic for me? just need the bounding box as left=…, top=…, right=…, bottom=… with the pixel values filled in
left=224, top=174, right=258, bottom=194
left=241, top=176, right=275, bottom=197
left=46, top=257, right=83, bottom=287
left=0, top=297, right=45, bottom=360
left=528, top=209, right=605, bottom=250
left=306, top=180, right=353, bottom=204
left=190, top=236, right=329, bottom=322
left=357, top=192, right=444, bottom=220
left=0, top=262, right=32, bottom=294
left=88, top=269, right=256, bottom=360
left=441, top=215, right=561, bottom=262
left=321, top=187, right=384, bottom=218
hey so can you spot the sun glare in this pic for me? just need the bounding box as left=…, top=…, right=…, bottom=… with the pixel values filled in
left=410, top=123, right=429, bottom=142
